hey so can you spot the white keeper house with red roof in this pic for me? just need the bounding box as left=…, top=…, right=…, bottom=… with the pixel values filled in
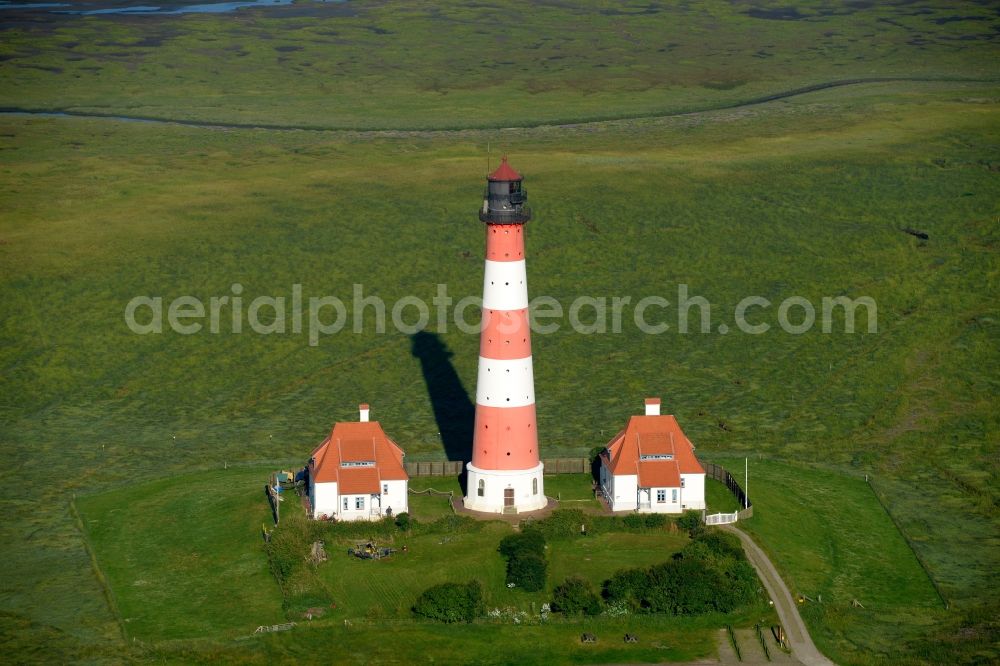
left=307, top=404, right=409, bottom=521
left=599, top=398, right=706, bottom=513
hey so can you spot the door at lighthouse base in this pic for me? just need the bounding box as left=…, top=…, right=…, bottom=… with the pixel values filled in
left=504, top=488, right=514, bottom=507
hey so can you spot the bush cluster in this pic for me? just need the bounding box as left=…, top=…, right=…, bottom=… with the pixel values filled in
left=265, top=515, right=312, bottom=584
left=622, top=512, right=668, bottom=529
left=677, top=510, right=703, bottom=534
left=263, top=514, right=336, bottom=613
left=498, top=530, right=547, bottom=591
left=551, top=575, right=602, bottom=616
left=412, top=580, right=484, bottom=623
left=602, top=529, right=758, bottom=616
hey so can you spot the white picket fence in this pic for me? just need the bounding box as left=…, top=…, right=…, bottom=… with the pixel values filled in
left=705, top=511, right=739, bottom=525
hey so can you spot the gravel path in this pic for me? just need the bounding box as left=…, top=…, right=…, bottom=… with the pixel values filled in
left=721, top=525, right=836, bottom=666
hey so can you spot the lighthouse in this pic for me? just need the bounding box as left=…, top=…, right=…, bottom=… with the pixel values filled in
left=464, top=157, right=546, bottom=514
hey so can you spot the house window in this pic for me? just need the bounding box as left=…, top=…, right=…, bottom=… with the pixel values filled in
left=355, top=496, right=365, bottom=510
left=342, top=497, right=348, bottom=511
left=656, top=489, right=666, bottom=503
left=532, top=478, right=538, bottom=495
left=478, top=479, right=485, bottom=497
left=681, top=478, right=686, bottom=488
left=640, top=454, right=673, bottom=461
left=383, top=483, right=389, bottom=495
left=671, top=489, right=678, bottom=503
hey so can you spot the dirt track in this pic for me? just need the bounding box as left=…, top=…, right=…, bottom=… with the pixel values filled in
left=721, top=525, right=836, bottom=666
left=1, top=76, right=994, bottom=134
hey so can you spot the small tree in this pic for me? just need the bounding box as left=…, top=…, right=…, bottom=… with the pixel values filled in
left=551, top=576, right=602, bottom=616
left=506, top=552, right=547, bottom=591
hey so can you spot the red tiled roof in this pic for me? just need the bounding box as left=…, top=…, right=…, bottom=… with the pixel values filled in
left=602, top=413, right=704, bottom=488
left=638, top=460, right=680, bottom=488
left=309, top=420, right=408, bottom=488
left=340, top=438, right=375, bottom=463
left=488, top=156, right=522, bottom=181
left=339, top=467, right=381, bottom=494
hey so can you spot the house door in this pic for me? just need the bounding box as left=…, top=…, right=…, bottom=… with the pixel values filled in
left=504, top=488, right=514, bottom=507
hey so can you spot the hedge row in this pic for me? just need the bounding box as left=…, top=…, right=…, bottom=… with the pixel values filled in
left=523, top=508, right=702, bottom=540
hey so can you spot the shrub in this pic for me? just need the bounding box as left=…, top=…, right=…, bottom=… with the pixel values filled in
left=677, top=510, right=703, bottom=534
left=412, top=580, right=484, bottom=623
left=529, top=509, right=590, bottom=539
left=622, top=512, right=669, bottom=530
left=643, top=513, right=668, bottom=528
left=498, top=529, right=548, bottom=591
left=622, top=513, right=646, bottom=529
left=551, top=576, right=602, bottom=616
left=599, top=529, right=759, bottom=616
left=498, top=529, right=545, bottom=559
left=602, top=567, right=649, bottom=607
left=692, top=528, right=744, bottom=559
left=265, top=514, right=315, bottom=584
left=506, top=552, right=547, bottom=591
left=395, top=512, right=410, bottom=532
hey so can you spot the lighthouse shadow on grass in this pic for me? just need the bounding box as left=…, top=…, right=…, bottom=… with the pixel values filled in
left=410, top=331, right=474, bottom=494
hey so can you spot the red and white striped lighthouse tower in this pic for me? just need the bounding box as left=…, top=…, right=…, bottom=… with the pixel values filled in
left=464, top=157, right=546, bottom=514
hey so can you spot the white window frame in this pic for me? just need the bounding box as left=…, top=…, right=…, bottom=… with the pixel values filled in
left=656, top=489, right=666, bottom=503
left=671, top=489, right=678, bottom=503
left=355, top=496, right=365, bottom=510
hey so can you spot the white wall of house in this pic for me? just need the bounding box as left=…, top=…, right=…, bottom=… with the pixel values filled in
left=602, top=459, right=707, bottom=513
left=378, top=479, right=408, bottom=517
left=311, top=480, right=339, bottom=519
left=606, top=471, right=638, bottom=511
left=311, top=480, right=409, bottom=521
left=337, top=493, right=377, bottom=521
left=680, top=473, right=706, bottom=510
left=642, top=486, right=676, bottom=513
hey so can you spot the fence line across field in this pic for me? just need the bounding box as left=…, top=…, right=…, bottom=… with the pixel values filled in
left=404, top=458, right=589, bottom=477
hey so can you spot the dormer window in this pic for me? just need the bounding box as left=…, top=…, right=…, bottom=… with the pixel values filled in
left=341, top=460, right=375, bottom=468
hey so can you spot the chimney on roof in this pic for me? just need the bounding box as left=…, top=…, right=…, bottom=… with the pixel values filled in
left=644, top=397, right=661, bottom=416
left=359, top=403, right=370, bottom=422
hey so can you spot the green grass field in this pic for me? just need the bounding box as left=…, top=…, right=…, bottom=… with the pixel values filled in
left=712, top=458, right=946, bottom=664
left=1, top=1, right=997, bottom=129
left=76, top=468, right=741, bottom=663
left=705, top=478, right=745, bottom=514
left=75, top=467, right=284, bottom=640
left=2, top=1, right=999, bottom=663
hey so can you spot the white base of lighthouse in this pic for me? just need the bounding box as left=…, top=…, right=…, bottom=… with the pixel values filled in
left=464, top=462, right=546, bottom=514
